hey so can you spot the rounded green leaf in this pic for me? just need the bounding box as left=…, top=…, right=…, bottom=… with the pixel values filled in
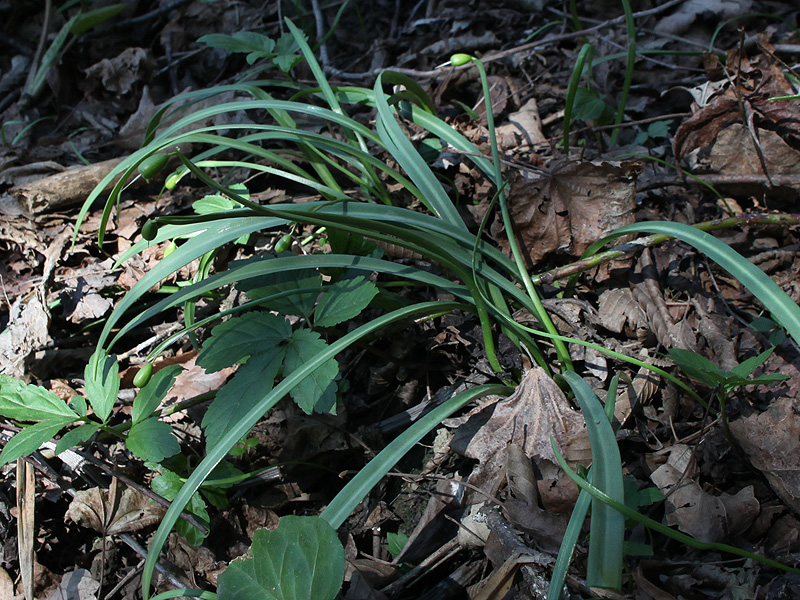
left=218, top=515, right=345, bottom=600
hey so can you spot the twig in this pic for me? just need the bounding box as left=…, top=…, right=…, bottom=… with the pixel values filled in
left=324, top=0, right=687, bottom=81
left=310, top=0, right=330, bottom=68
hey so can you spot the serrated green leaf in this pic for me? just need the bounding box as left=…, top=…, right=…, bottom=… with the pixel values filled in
left=667, top=348, right=727, bottom=387
left=84, top=350, right=119, bottom=422
left=199, top=32, right=276, bottom=65
left=69, top=396, right=87, bottom=417
left=197, top=312, right=290, bottom=372
left=237, top=262, right=322, bottom=320
left=387, top=532, right=408, bottom=558
left=313, top=276, right=378, bottom=327
left=152, top=469, right=209, bottom=544
left=126, top=418, right=181, bottom=462
left=573, top=87, right=613, bottom=122
left=732, top=348, right=773, bottom=379
left=217, top=515, right=345, bottom=600
left=203, top=352, right=284, bottom=450
left=151, top=469, right=184, bottom=498
left=193, top=183, right=249, bottom=215
left=132, top=364, right=182, bottom=425
left=0, top=375, right=78, bottom=421
left=283, top=329, right=339, bottom=414
left=0, top=417, right=74, bottom=465
left=55, top=423, right=100, bottom=456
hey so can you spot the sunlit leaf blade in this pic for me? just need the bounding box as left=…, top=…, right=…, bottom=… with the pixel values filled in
left=561, top=371, right=624, bottom=590
left=0, top=375, right=78, bottom=421
left=313, top=276, right=378, bottom=327
left=283, top=329, right=339, bottom=414
left=202, top=352, right=283, bottom=450
left=0, top=417, right=74, bottom=465
left=132, top=364, right=183, bottom=425
left=197, top=313, right=290, bottom=372
left=126, top=418, right=181, bottom=463
left=218, top=515, right=345, bottom=600
left=84, top=350, right=120, bottom=423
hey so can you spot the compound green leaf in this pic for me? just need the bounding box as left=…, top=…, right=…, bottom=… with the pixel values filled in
left=283, top=329, right=339, bottom=414
left=55, top=423, right=100, bottom=456
left=0, top=417, right=74, bottom=465
left=0, top=375, right=78, bottom=421
left=126, top=418, right=181, bottom=463
left=132, top=364, right=183, bottom=425
left=198, top=32, right=276, bottom=65
left=237, top=263, right=322, bottom=320
left=84, top=350, right=120, bottom=423
left=202, top=352, right=284, bottom=449
left=197, top=312, right=290, bottom=372
left=313, top=276, right=378, bottom=327
left=217, top=515, right=345, bottom=600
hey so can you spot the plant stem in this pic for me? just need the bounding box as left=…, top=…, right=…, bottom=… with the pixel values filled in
left=471, top=57, right=573, bottom=371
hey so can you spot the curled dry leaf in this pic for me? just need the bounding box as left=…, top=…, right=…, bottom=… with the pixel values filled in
left=66, top=479, right=165, bottom=536
left=491, top=159, right=639, bottom=264
left=649, top=445, right=759, bottom=543
left=730, top=397, right=800, bottom=516
left=451, top=367, right=590, bottom=512
left=673, top=42, right=800, bottom=193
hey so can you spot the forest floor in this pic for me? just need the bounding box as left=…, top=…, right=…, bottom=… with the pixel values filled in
left=2, top=1, right=800, bottom=599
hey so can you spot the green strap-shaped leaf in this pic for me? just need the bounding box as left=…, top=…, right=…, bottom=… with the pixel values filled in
left=561, top=371, right=624, bottom=590
left=588, top=221, right=800, bottom=346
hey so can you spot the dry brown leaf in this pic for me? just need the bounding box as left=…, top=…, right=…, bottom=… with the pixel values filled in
left=650, top=445, right=759, bottom=543
left=597, top=288, right=647, bottom=334
left=496, top=97, right=546, bottom=151
left=674, top=44, right=800, bottom=193
left=84, top=47, right=154, bottom=95
left=730, top=397, right=800, bottom=516
left=453, top=367, right=589, bottom=512
left=43, top=569, right=99, bottom=600
left=492, top=159, right=639, bottom=264
left=630, top=249, right=697, bottom=351
left=65, top=479, right=165, bottom=536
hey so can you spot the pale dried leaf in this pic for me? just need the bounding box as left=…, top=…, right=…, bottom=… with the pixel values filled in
left=730, top=397, right=800, bottom=516
left=597, top=288, right=646, bottom=333
left=496, top=98, right=546, bottom=150
left=44, top=569, right=99, bottom=600
left=650, top=445, right=758, bottom=543
left=492, top=160, right=639, bottom=263
left=66, top=480, right=165, bottom=535
left=453, top=367, right=589, bottom=511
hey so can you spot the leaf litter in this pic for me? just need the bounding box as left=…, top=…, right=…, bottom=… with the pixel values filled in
left=1, top=1, right=800, bottom=598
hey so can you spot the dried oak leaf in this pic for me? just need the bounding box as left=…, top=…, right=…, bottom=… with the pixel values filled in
left=673, top=45, right=800, bottom=182
left=730, top=396, right=800, bottom=516
left=492, top=159, right=639, bottom=264
left=451, top=367, right=590, bottom=512
left=66, top=479, right=165, bottom=535
left=651, top=448, right=759, bottom=543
